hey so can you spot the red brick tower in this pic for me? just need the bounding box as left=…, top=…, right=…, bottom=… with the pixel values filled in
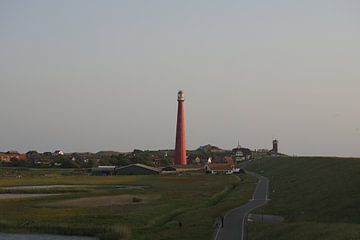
left=175, top=90, right=187, bottom=165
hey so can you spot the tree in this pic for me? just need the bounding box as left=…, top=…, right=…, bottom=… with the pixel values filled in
left=160, top=158, right=171, bottom=167
left=55, top=156, right=79, bottom=168
left=10, top=158, right=27, bottom=167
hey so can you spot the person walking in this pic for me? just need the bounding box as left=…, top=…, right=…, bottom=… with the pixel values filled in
left=221, top=216, right=224, bottom=228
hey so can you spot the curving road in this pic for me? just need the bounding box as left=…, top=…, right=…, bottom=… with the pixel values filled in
left=215, top=171, right=270, bottom=240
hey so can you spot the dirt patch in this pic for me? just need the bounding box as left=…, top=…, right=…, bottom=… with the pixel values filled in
left=50, top=194, right=160, bottom=207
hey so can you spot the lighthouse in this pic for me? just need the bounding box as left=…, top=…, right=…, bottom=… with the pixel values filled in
left=175, top=90, right=187, bottom=165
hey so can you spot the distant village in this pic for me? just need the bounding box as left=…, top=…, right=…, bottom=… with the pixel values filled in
left=0, top=140, right=280, bottom=175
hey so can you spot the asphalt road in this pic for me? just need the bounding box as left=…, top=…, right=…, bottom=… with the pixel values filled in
left=215, top=171, right=270, bottom=240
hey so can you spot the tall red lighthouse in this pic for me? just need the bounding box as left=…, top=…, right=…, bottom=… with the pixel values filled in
left=175, top=90, right=187, bottom=165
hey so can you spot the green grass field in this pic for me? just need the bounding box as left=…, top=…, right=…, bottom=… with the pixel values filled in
left=0, top=168, right=256, bottom=240
left=247, top=156, right=360, bottom=240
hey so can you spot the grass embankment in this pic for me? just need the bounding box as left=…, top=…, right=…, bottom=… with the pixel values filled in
left=246, top=156, right=360, bottom=240
left=0, top=168, right=256, bottom=240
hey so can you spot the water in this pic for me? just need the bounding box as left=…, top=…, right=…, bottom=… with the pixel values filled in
left=0, top=194, right=59, bottom=200
left=2, top=185, right=90, bottom=190
left=2, top=184, right=147, bottom=190
left=0, top=233, right=96, bottom=240
left=115, top=185, right=147, bottom=189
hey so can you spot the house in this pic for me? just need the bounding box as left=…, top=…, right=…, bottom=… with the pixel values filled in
left=0, top=153, right=27, bottom=163
left=34, top=160, right=52, bottom=167
left=204, top=163, right=235, bottom=175
left=224, top=156, right=234, bottom=165
left=194, top=157, right=201, bottom=165
left=43, top=152, right=53, bottom=157
left=116, top=164, right=160, bottom=175
left=256, top=149, right=270, bottom=153
left=26, top=151, right=41, bottom=161
left=54, top=150, right=65, bottom=156
left=152, top=158, right=161, bottom=166
left=232, top=146, right=252, bottom=163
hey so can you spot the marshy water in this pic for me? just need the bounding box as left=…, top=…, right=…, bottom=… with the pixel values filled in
left=115, top=185, right=147, bottom=189
left=1, top=185, right=90, bottom=190
left=0, top=193, right=60, bottom=199
left=0, top=233, right=96, bottom=240
left=0, top=184, right=148, bottom=200
left=0, top=184, right=147, bottom=239
left=2, top=184, right=147, bottom=190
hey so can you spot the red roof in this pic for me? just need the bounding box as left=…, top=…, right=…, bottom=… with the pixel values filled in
left=0, top=153, right=27, bottom=162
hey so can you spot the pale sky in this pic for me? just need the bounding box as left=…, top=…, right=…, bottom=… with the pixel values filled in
left=1, top=0, right=360, bottom=156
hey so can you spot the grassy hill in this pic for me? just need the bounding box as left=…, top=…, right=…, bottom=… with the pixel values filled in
left=246, top=156, right=360, bottom=240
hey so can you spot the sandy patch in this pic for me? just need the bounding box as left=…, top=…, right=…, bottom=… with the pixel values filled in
left=0, top=194, right=60, bottom=200
left=50, top=194, right=160, bottom=207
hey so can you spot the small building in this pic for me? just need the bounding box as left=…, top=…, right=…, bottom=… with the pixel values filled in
left=92, top=166, right=116, bottom=176
left=116, top=164, right=160, bottom=175
left=205, top=163, right=235, bottom=175
left=43, top=152, right=53, bottom=157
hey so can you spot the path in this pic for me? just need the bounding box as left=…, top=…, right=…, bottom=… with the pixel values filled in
left=215, top=171, right=270, bottom=240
